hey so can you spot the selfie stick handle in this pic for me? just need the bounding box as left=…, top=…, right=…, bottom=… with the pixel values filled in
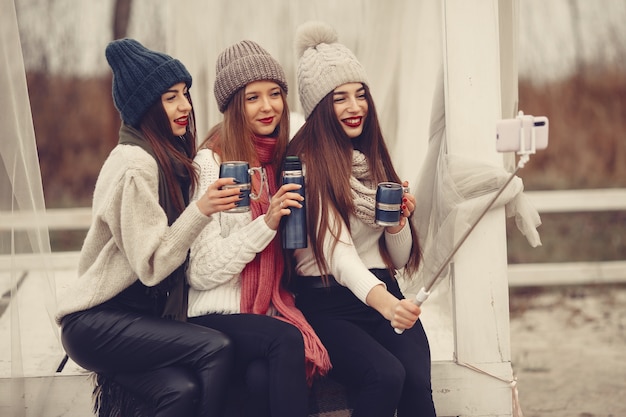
left=394, top=287, right=430, bottom=334
left=516, top=110, right=536, bottom=167
left=394, top=149, right=530, bottom=335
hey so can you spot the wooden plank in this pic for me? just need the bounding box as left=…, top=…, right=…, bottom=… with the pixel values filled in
left=443, top=0, right=513, bottom=369
left=0, top=252, right=81, bottom=271
left=4, top=187, right=625, bottom=233
left=0, top=208, right=91, bottom=231
left=524, top=189, right=626, bottom=213
left=0, top=360, right=514, bottom=417
left=508, top=261, right=626, bottom=286
left=4, top=252, right=623, bottom=288
left=432, top=360, right=514, bottom=417
left=0, top=372, right=94, bottom=417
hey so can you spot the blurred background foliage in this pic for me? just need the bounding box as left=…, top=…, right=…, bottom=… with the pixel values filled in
left=15, top=0, right=626, bottom=263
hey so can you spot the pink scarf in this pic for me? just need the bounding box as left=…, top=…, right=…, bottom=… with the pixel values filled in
left=240, top=135, right=331, bottom=383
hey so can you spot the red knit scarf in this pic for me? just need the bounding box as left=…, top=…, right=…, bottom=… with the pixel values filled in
left=239, top=135, right=331, bottom=383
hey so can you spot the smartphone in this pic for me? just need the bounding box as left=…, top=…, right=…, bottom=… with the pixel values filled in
left=496, top=116, right=549, bottom=152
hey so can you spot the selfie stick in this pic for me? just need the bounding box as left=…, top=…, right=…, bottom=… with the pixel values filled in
left=395, top=112, right=537, bottom=334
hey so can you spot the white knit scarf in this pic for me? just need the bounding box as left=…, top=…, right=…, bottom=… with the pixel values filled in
left=350, top=149, right=383, bottom=230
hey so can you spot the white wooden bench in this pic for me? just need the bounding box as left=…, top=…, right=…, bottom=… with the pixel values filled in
left=1, top=206, right=513, bottom=417
left=5, top=186, right=626, bottom=416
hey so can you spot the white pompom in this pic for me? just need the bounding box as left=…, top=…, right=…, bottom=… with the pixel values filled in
left=295, top=21, right=338, bottom=58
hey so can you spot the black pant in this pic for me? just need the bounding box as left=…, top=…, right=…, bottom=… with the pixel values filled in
left=61, top=305, right=233, bottom=417
left=295, top=270, right=437, bottom=417
left=189, top=313, right=308, bottom=417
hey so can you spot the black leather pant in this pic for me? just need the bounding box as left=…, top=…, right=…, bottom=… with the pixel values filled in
left=61, top=304, right=233, bottom=417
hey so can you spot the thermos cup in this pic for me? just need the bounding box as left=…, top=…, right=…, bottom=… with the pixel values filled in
left=375, top=182, right=406, bottom=226
left=219, top=161, right=264, bottom=213
left=281, top=156, right=307, bottom=249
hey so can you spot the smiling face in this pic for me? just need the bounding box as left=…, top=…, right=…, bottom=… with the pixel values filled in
left=332, top=82, right=368, bottom=139
left=161, top=82, right=192, bottom=136
left=243, top=80, right=284, bottom=136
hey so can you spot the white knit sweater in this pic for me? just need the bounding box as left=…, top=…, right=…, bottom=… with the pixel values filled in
left=187, top=148, right=277, bottom=317
left=187, top=149, right=412, bottom=313
left=55, top=144, right=211, bottom=324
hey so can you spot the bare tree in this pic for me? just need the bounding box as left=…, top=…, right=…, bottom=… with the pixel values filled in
left=113, top=0, right=132, bottom=40
left=568, top=0, right=584, bottom=79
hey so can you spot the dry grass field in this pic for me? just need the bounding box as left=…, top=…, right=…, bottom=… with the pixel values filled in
left=509, top=71, right=626, bottom=264
left=29, top=69, right=626, bottom=262
left=519, top=70, right=626, bottom=191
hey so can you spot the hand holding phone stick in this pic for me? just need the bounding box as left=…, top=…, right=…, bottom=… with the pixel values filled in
left=394, top=112, right=547, bottom=334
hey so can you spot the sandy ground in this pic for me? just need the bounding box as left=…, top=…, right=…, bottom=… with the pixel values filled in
left=509, top=284, right=626, bottom=417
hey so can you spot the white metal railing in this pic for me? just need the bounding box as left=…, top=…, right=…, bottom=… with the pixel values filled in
left=2, top=188, right=626, bottom=285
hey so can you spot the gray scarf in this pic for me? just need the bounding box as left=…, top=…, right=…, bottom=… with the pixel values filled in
left=350, top=150, right=383, bottom=230
left=118, top=125, right=189, bottom=322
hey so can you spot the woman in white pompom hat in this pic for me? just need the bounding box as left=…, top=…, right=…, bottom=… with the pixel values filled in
left=286, top=21, right=436, bottom=417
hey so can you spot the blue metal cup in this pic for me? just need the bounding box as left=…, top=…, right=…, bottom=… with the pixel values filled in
left=219, top=161, right=265, bottom=213
left=375, top=182, right=404, bottom=226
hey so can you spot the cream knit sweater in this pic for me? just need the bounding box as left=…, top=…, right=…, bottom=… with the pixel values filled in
left=55, top=144, right=211, bottom=324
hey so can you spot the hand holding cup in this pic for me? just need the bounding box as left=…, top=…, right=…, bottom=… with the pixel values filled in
left=375, top=181, right=414, bottom=232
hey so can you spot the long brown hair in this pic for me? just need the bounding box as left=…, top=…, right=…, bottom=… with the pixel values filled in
left=199, top=86, right=290, bottom=174
left=139, top=90, right=198, bottom=214
left=288, top=83, right=421, bottom=277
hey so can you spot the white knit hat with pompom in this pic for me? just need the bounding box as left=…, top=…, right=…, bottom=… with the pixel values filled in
left=295, top=21, right=369, bottom=119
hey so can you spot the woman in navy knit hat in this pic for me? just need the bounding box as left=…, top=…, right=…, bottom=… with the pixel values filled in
left=56, top=38, right=237, bottom=417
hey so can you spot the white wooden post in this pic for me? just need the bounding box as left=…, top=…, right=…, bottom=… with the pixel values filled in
left=434, top=0, right=515, bottom=416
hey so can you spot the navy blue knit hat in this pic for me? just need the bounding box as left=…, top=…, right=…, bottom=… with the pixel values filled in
left=105, top=38, right=192, bottom=127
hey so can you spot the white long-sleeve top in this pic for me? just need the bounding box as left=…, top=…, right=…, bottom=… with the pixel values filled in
left=294, top=208, right=412, bottom=305
left=187, top=148, right=277, bottom=317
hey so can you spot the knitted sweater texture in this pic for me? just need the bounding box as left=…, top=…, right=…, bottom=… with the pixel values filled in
left=188, top=147, right=331, bottom=380
left=55, top=142, right=211, bottom=324
left=187, top=148, right=276, bottom=317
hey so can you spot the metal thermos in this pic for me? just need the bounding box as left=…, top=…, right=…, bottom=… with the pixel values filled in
left=281, top=156, right=307, bottom=249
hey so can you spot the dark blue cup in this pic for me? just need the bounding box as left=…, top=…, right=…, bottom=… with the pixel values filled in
left=375, top=182, right=405, bottom=226
left=219, top=161, right=265, bottom=213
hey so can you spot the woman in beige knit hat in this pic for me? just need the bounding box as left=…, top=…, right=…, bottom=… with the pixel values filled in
left=186, top=40, right=330, bottom=417
left=287, top=21, right=437, bottom=417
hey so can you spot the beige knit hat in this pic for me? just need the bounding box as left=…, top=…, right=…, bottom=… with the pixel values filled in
left=295, top=21, right=369, bottom=119
left=214, top=40, right=288, bottom=113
